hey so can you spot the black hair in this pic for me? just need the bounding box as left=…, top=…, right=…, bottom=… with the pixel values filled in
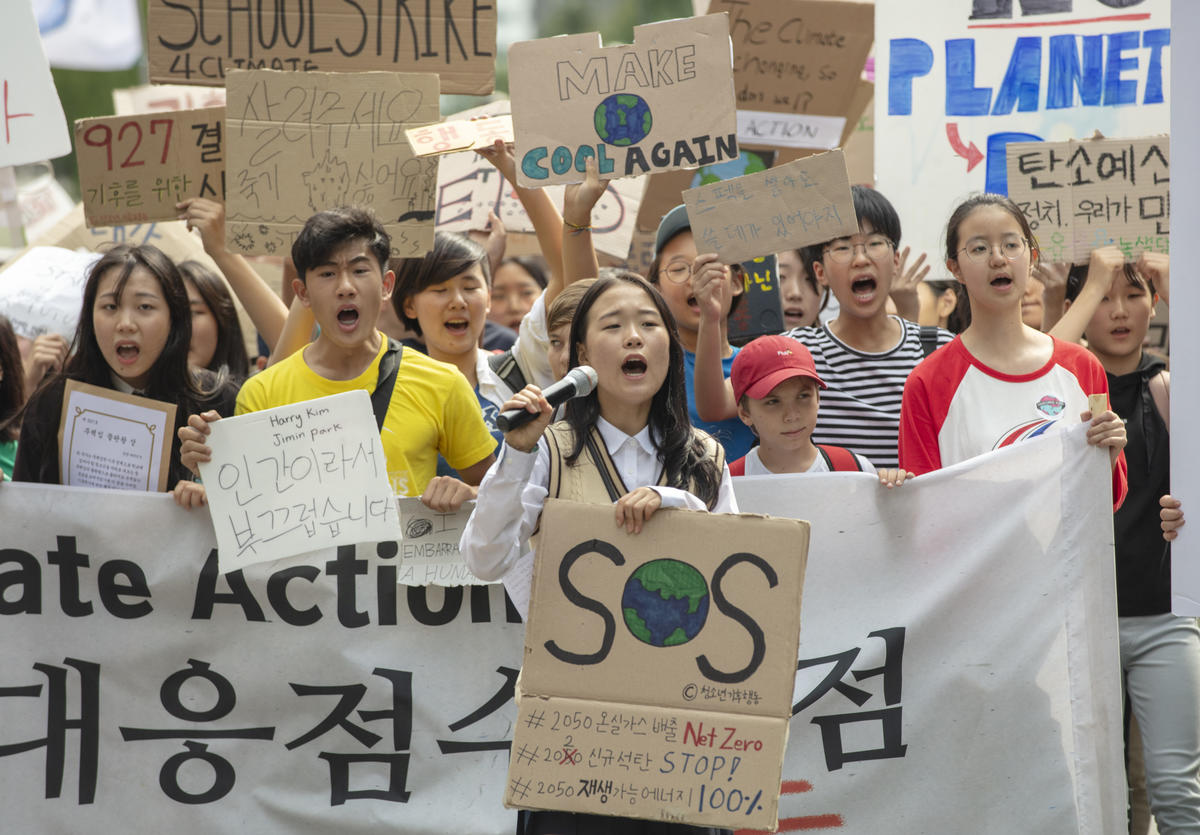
left=801, top=185, right=903, bottom=267
left=944, top=193, right=1039, bottom=265
left=1065, top=261, right=1152, bottom=301
left=391, top=232, right=491, bottom=336
left=291, top=207, right=391, bottom=281
left=645, top=226, right=745, bottom=317
left=564, top=275, right=722, bottom=509
left=177, top=260, right=250, bottom=379
left=0, top=316, right=24, bottom=443
left=498, top=255, right=549, bottom=289
left=922, top=279, right=969, bottom=334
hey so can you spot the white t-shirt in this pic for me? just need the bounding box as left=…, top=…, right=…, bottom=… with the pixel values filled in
left=737, top=445, right=876, bottom=476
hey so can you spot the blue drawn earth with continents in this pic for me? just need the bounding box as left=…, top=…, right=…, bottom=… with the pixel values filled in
left=622, top=559, right=710, bottom=647
left=690, top=150, right=770, bottom=187
left=594, top=94, right=653, bottom=146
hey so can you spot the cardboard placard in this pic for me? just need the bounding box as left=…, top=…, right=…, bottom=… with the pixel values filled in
left=59, top=381, right=177, bottom=493
left=76, top=107, right=226, bottom=228
left=633, top=148, right=777, bottom=239
left=728, top=253, right=782, bottom=345
left=199, top=390, right=403, bottom=571
left=1, top=0, right=71, bottom=167
left=682, top=149, right=856, bottom=263
left=509, top=14, right=739, bottom=188
left=1006, top=135, right=1170, bottom=264
left=224, top=70, right=439, bottom=258
left=407, top=115, right=514, bottom=157
left=146, top=0, right=497, bottom=95
left=508, top=500, right=808, bottom=829
left=113, top=84, right=227, bottom=116
left=709, top=0, right=874, bottom=151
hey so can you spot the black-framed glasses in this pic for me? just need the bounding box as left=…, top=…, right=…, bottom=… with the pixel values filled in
left=957, top=235, right=1029, bottom=263
left=658, top=262, right=693, bottom=284
left=824, top=236, right=895, bottom=264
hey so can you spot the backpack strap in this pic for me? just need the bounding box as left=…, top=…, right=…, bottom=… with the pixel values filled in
left=370, top=339, right=403, bottom=432
left=817, top=444, right=863, bottom=472
left=1149, top=369, right=1169, bottom=434
left=584, top=425, right=631, bottom=503
left=487, top=349, right=527, bottom=394
left=918, top=325, right=941, bottom=358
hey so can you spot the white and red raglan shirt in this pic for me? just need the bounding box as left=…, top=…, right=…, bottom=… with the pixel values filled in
left=899, top=336, right=1127, bottom=506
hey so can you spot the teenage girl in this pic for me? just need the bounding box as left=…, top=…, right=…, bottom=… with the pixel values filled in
left=490, top=255, right=549, bottom=332
left=12, top=244, right=238, bottom=501
left=898, top=194, right=1126, bottom=501
left=177, top=260, right=251, bottom=380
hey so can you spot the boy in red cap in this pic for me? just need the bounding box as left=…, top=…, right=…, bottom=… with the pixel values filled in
left=730, top=335, right=912, bottom=486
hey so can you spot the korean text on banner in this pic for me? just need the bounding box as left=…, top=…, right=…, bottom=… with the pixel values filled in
left=876, top=0, right=1171, bottom=261
left=146, top=0, right=497, bottom=95
left=509, top=14, right=739, bottom=188
left=407, top=116, right=514, bottom=157
left=508, top=500, right=808, bottom=830
left=113, top=84, right=226, bottom=116
left=76, top=107, right=226, bottom=228
left=198, top=390, right=403, bottom=571
left=2, top=0, right=71, bottom=167
left=224, top=70, right=439, bottom=258
left=708, top=0, right=874, bottom=151
left=1006, top=134, right=1169, bottom=263
left=682, top=149, right=856, bottom=263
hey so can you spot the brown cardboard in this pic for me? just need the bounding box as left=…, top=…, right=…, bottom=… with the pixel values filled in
left=407, top=115, right=514, bottom=156
left=224, top=70, right=439, bottom=258
left=509, top=14, right=738, bottom=188
left=76, top=107, right=226, bottom=227
left=146, top=0, right=497, bottom=95
left=841, top=87, right=875, bottom=186
left=112, top=84, right=226, bottom=115
left=681, top=149, right=857, bottom=263
left=1005, top=135, right=1169, bottom=264
left=509, top=500, right=808, bottom=829
left=634, top=148, right=776, bottom=239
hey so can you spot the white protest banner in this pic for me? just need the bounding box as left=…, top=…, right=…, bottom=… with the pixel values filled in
left=397, top=497, right=488, bottom=586
left=1006, top=134, right=1169, bottom=263
left=876, top=0, right=1171, bottom=260
left=0, top=246, right=100, bottom=340
left=146, top=0, right=497, bottom=94
left=199, top=391, right=403, bottom=571
left=2, top=0, right=71, bottom=167
left=0, top=482, right=521, bottom=833
left=113, top=83, right=227, bottom=116
left=59, top=382, right=177, bottom=493
left=732, top=425, right=1124, bottom=833
left=509, top=14, right=739, bottom=188
left=224, top=70, right=439, bottom=258
left=682, top=150, right=856, bottom=263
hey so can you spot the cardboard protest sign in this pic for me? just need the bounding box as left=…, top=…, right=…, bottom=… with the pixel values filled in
left=1006, top=135, right=1169, bottom=263
left=199, top=390, right=403, bottom=571
left=113, top=83, right=226, bottom=115
left=508, top=500, right=808, bottom=829
left=76, top=107, right=226, bottom=227
left=728, top=254, right=782, bottom=345
left=1, top=0, right=71, bottom=167
left=0, top=246, right=100, bottom=340
left=59, top=382, right=176, bottom=493
left=407, top=115, right=513, bottom=157
left=509, top=14, right=738, bottom=188
left=397, top=497, right=490, bottom=586
left=146, top=0, right=497, bottom=95
left=224, top=70, right=439, bottom=258
left=682, top=149, right=856, bottom=263
left=708, top=0, right=874, bottom=151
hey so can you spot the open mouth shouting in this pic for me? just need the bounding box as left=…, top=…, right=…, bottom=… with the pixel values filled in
left=336, top=305, right=360, bottom=332
left=114, top=341, right=141, bottom=366
left=444, top=317, right=472, bottom=336
left=850, top=275, right=877, bottom=303
left=990, top=273, right=1014, bottom=290
left=621, top=353, right=648, bottom=379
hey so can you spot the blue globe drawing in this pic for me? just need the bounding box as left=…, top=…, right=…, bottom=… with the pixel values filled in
left=594, top=94, right=653, bottom=147
left=622, top=559, right=710, bottom=647
left=690, top=150, right=770, bottom=187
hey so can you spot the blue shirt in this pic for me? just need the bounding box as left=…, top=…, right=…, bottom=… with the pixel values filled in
left=683, top=347, right=756, bottom=460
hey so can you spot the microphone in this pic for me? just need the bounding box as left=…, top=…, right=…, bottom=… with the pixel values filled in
left=496, top=366, right=599, bottom=432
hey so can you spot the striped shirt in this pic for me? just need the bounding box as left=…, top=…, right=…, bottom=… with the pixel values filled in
left=782, top=317, right=952, bottom=468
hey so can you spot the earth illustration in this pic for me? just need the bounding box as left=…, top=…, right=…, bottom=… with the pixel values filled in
left=622, top=559, right=710, bottom=647
left=690, top=150, right=770, bottom=187
left=594, top=94, right=653, bottom=146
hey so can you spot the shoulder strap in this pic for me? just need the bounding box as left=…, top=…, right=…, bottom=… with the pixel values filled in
left=544, top=425, right=565, bottom=500
left=487, top=349, right=526, bottom=394
left=370, top=339, right=403, bottom=432
left=918, top=325, right=940, bottom=358
left=584, top=425, right=630, bottom=502
left=817, top=444, right=864, bottom=472
left=1149, top=369, right=1170, bottom=434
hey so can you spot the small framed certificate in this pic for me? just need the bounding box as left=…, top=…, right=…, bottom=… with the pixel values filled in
left=59, top=381, right=177, bottom=492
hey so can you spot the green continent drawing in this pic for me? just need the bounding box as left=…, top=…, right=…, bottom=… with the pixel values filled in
left=594, top=94, right=653, bottom=146
left=621, top=559, right=709, bottom=647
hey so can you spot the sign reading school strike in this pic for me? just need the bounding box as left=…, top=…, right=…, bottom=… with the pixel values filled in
left=76, top=107, right=226, bottom=227
left=146, top=0, right=497, bottom=95
left=1005, top=134, right=1169, bottom=263
left=224, top=70, right=439, bottom=258
left=876, top=0, right=1171, bottom=261
left=1, top=0, right=71, bottom=167
left=509, top=14, right=739, bottom=189
left=508, top=501, right=808, bottom=829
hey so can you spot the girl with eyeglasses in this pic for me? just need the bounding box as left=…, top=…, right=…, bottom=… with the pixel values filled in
left=898, top=194, right=1128, bottom=503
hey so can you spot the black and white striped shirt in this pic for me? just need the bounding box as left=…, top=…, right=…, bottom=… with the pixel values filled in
left=782, top=317, right=953, bottom=469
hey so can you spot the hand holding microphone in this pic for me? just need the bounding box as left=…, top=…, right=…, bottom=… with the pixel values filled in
left=496, top=366, right=599, bottom=433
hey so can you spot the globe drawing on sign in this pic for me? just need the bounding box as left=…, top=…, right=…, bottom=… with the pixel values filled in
left=594, top=94, right=653, bottom=146
left=690, top=150, right=770, bottom=188
left=622, top=559, right=710, bottom=647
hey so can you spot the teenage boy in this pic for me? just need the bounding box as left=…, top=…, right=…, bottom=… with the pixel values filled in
left=179, top=208, right=496, bottom=509
left=695, top=185, right=951, bottom=468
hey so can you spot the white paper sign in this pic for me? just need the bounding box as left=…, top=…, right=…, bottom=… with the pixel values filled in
left=3, top=0, right=72, bottom=166
left=60, top=383, right=176, bottom=492
left=0, top=246, right=100, bottom=340
left=200, top=391, right=403, bottom=571
left=736, top=110, right=846, bottom=150
left=397, top=498, right=489, bottom=586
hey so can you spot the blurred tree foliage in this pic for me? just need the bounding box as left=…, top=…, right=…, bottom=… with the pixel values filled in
left=537, top=0, right=695, bottom=42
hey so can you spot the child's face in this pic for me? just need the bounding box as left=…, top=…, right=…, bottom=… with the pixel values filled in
left=403, top=263, right=490, bottom=362
left=654, top=230, right=702, bottom=335
left=296, top=238, right=394, bottom=352
left=813, top=220, right=898, bottom=322
left=185, top=280, right=218, bottom=370
left=1022, top=273, right=1045, bottom=330
left=1082, top=271, right=1155, bottom=366
left=946, top=205, right=1033, bottom=317
left=93, top=265, right=172, bottom=390
left=778, top=249, right=822, bottom=330
left=737, top=377, right=820, bottom=452
left=577, top=283, right=670, bottom=411
left=489, top=262, right=541, bottom=331
left=548, top=321, right=571, bottom=381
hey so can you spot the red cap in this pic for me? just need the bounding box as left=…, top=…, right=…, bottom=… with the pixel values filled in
left=731, top=335, right=826, bottom=402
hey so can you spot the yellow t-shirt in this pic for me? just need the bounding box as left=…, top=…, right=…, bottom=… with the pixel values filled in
left=236, top=336, right=496, bottom=496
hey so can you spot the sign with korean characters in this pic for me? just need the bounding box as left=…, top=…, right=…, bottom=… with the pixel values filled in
left=1006, top=134, right=1168, bottom=263
left=1, top=0, right=71, bottom=167
left=224, top=70, right=439, bottom=258
left=509, top=14, right=739, bottom=188
left=682, top=149, right=856, bottom=263
left=113, top=83, right=226, bottom=115
left=508, top=500, right=808, bottom=830
left=146, top=0, right=497, bottom=94
left=76, top=107, right=225, bottom=227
